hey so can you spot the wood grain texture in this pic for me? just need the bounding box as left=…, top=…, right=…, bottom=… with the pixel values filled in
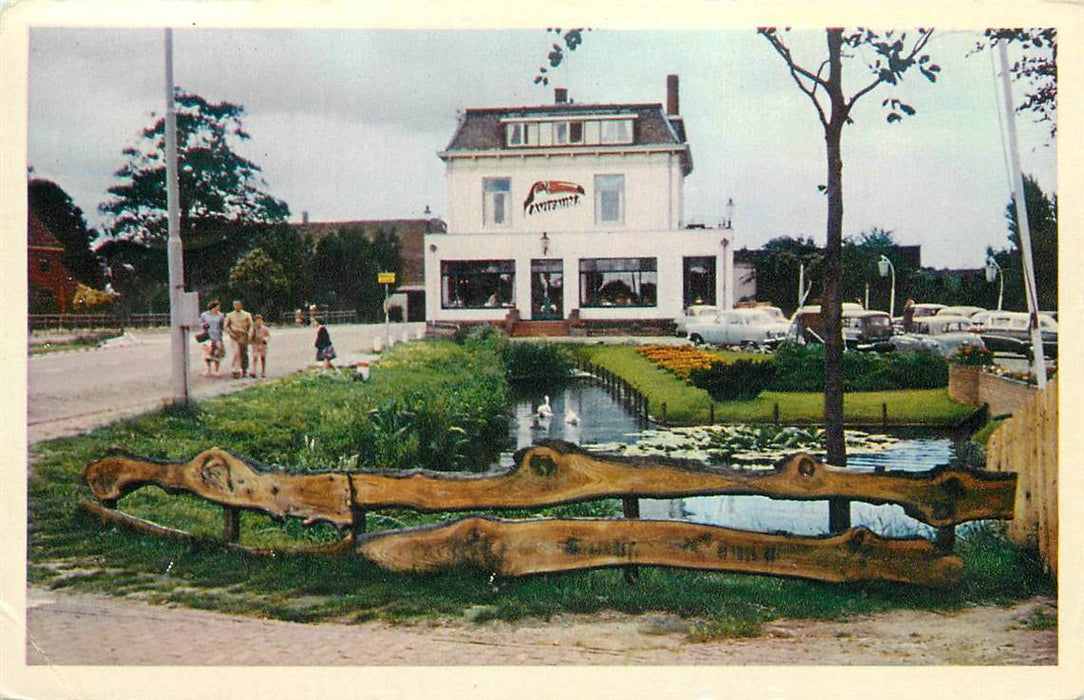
left=83, top=448, right=353, bottom=526
left=84, top=440, right=1016, bottom=528
left=355, top=517, right=963, bottom=587
left=350, top=441, right=1014, bottom=526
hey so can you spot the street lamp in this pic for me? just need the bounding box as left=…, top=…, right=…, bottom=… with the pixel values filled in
left=540, top=231, right=550, bottom=256
left=985, top=257, right=1004, bottom=311
left=722, top=198, right=735, bottom=230
left=877, top=254, right=896, bottom=319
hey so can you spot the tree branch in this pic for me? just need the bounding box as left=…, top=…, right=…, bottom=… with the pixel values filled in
left=759, top=29, right=829, bottom=128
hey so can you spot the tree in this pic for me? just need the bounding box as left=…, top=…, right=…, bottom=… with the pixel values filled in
left=229, top=247, right=289, bottom=318
left=992, top=174, right=1057, bottom=311
left=759, top=28, right=939, bottom=530
left=739, top=236, right=823, bottom=315
left=99, top=90, right=289, bottom=244
left=534, top=28, right=589, bottom=87
left=977, top=29, right=1056, bottom=138
left=28, top=178, right=106, bottom=288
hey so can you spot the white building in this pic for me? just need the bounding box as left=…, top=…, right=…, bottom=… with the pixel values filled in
left=425, top=75, right=734, bottom=331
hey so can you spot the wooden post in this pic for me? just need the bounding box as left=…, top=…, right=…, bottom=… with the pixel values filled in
left=709, top=402, right=715, bottom=424
left=660, top=402, right=667, bottom=426
left=622, top=496, right=640, bottom=584
left=935, top=526, right=955, bottom=553
left=352, top=506, right=367, bottom=540
left=773, top=402, right=780, bottom=426
left=223, top=506, right=241, bottom=543
left=882, top=402, right=888, bottom=430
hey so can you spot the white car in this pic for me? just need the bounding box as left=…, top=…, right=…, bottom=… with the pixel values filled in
left=977, top=311, right=1058, bottom=359
left=687, top=308, right=791, bottom=348
left=675, top=304, right=719, bottom=337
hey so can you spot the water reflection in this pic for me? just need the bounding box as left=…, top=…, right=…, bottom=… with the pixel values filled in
left=506, top=380, right=959, bottom=538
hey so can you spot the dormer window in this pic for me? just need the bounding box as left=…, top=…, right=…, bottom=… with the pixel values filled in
left=507, top=123, right=524, bottom=146
left=503, top=114, right=635, bottom=149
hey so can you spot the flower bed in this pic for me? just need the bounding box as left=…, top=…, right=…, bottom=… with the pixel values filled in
left=635, top=345, right=720, bottom=381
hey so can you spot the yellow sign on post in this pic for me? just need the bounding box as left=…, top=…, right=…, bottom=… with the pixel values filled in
left=378, top=272, right=396, bottom=285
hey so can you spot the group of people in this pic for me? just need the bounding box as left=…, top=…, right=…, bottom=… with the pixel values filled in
left=198, top=299, right=271, bottom=378
left=199, top=299, right=337, bottom=378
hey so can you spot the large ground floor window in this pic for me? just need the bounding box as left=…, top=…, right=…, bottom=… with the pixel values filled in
left=683, top=256, right=717, bottom=308
left=579, top=257, right=657, bottom=307
left=441, top=260, right=516, bottom=309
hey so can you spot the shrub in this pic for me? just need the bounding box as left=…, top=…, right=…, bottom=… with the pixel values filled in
left=506, top=342, right=574, bottom=383
left=690, top=360, right=776, bottom=401
left=769, top=343, right=948, bottom=392
left=952, top=344, right=994, bottom=366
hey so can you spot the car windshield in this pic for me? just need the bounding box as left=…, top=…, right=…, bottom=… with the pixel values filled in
left=866, top=316, right=891, bottom=329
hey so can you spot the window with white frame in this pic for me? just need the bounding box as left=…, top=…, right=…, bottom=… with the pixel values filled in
left=579, top=258, right=657, bottom=307
left=507, top=123, right=524, bottom=147
left=600, top=119, right=633, bottom=144
left=594, top=174, right=624, bottom=224
left=483, top=177, right=511, bottom=227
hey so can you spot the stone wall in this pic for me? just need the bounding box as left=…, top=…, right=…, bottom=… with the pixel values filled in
left=948, top=364, right=1038, bottom=417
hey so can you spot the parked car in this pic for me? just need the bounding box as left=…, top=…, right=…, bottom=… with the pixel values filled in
left=842, top=310, right=895, bottom=352
left=674, top=304, right=719, bottom=337
left=891, top=315, right=986, bottom=358
left=686, top=308, right=791, bottom=348
left=977, top=311, right=1058, bottom=359
left=936, top=305, right=986, bottom=319
left=787, top=304, right=886, bottom=351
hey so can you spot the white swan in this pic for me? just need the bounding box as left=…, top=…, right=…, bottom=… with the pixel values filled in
left=564, top=409, right=580, bottom=425
left=537, top=396, right=553, bottom=419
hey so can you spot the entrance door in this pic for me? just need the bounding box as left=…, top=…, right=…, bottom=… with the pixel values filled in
left=531, top=259, right=564, bottom=319
left=683, top=256, right=717, bottom=309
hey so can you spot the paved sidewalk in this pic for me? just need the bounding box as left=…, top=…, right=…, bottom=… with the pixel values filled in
left=27, top=322, right=425, bottom=444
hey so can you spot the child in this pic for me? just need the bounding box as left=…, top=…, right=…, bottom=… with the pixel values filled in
left=314, top=317, right=336, bottom=369
left=198, top=300, right=226, bottom=377
left=250, top=314, right=271, bottom=377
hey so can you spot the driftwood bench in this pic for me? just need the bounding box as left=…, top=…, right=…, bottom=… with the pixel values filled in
left=82, top=440, right=1016, bottom=588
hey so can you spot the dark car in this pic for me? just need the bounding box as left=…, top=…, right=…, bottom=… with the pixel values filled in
left=977, top=311, right=1058, bottom=360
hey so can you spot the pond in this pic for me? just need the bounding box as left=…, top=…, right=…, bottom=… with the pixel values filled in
left=504, top=378, right=966, bottom=539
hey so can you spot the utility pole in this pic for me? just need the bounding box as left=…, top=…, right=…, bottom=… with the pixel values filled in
left=997, top=39, right=1047, bottom=388
left=165, top=29, right=189, bottom=403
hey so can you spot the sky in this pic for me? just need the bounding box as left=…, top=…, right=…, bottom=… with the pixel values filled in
left=26, top=27, right=1058, bottom=270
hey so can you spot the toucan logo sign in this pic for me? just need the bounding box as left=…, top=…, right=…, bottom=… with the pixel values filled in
left=523, top=180, right=585, bottom=215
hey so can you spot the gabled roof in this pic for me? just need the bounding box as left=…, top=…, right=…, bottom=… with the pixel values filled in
left=442, top=102, right=692, bottom=175
left=28, top=211, right=66, bottom=250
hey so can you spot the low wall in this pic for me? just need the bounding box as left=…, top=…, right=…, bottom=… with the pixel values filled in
left=948, top=365, right=1037, bottom=417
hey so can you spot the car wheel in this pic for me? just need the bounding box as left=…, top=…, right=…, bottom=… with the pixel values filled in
left=689, top=334, right=704, bottom=346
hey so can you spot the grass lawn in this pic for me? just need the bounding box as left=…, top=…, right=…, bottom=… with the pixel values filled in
left=577, top=345, right=973, bottom=426
left=27, top=338, right=1049, bottom=637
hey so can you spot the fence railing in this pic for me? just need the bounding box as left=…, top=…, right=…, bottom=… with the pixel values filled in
left=986, top=374, right=1058, bottom=576
left=82, top=439, right=1016, bottom=588
left=29, top=313, right=170, bottom=331
left=576, top=357, right=652, bottom=425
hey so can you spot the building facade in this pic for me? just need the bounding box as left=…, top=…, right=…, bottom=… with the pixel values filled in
left=425, top=76, right=734, bottom=327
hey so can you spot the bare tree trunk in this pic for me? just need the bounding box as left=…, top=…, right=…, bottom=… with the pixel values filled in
left=824, top=29, right=850, bottom=531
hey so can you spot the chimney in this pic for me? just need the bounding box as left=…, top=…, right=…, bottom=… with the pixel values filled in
left=666, top=74, right=679, bottom=115
left=555, top=87, right=568, bottom=105
left=301, top=211, right=309, bottom=224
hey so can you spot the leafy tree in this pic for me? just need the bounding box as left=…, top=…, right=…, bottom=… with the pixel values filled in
left=28, top=178, right=106, bottom=288
left=99, top=90, right=289, bottom=244
left=259, top=224, right=316, bottom=313
left=977, top=29, right=1057, bottom=138
left=311, top=226, right=402, bottom=322
left=759, top=28, right=939, bottom=530
left=739, top=236, right=823, bottom=315
left=95, top=239, right=168, bottom=314
left=991, top=174, right=1057, bottom=311
left=229, top=247, right=289, bottom=318
left=534, top=28, right=589, bottom=87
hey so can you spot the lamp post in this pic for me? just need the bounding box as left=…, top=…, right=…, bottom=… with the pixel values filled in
left=722, top=198, right=734, bottom=309
left=540, top=231, right=550, bottom=256
left=985, top=257, right=1004, bottom=311
left=877, top=254, right=896, bottom=319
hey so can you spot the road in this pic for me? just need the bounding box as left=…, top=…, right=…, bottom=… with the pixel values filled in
left=27, top=322, right=426, bottom=444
